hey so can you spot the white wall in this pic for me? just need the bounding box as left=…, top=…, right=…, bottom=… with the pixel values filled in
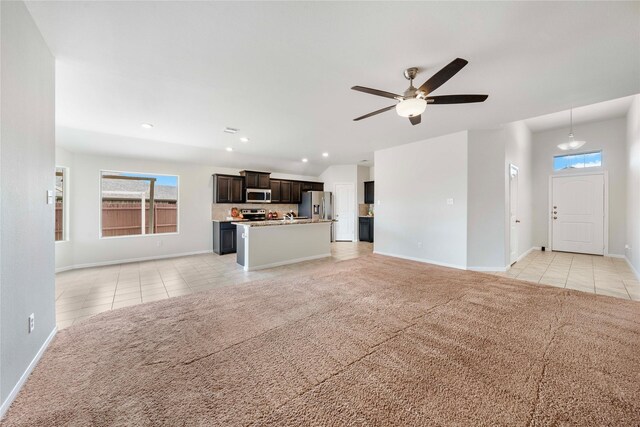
left=626, top=95, right=640, bottom=275
left=357, top=166, right=369, bottom=205
left=504, top=121, right=533, bottom=264
left=532, top=117, right=628, bottom=254
left=55, top=148, right=319, bottom=270
left=467, top=130, right=506, bottom=269
left=374, top=132, right=469, bottom=269
left=1, top=0, right=56, bottom=414
left=465, top=122, right=533, bottom=270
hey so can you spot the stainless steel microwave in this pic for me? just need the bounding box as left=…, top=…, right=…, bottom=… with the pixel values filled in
left=246, top=188, right=271, bottom=203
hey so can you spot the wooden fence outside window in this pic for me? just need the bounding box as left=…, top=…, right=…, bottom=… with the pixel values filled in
left=101, top=200, right=177, bottom=237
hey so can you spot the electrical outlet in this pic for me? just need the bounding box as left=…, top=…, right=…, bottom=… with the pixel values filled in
left=157, top=240, right=163, bottom=247
left=28, top=313, right=35, bottom=333
left=447, top=198, right=454, bottom=205
left=417, top=241, right=423, bottom=248
left=46, top=190, right=54, bottom=205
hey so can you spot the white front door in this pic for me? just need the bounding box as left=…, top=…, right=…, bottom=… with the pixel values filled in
left=509, top=164, right=519, bottom=264
left=334, top=183, right=355, bottom=241
left=552, top=174, right=605, bottom=255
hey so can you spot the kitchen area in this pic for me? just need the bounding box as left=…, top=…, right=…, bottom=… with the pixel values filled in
left=211, top=170, right=337, bottom=270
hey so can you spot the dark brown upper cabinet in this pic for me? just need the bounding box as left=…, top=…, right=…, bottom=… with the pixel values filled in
left=213, top=174, right=244, bottom=203
left=291, top=181, right=302, bottom=204
left=280, top=181, right=292, bottom=203
left=312, top=182, right=324, bottom=191
left=270, top=179, right=281, bottom=203
left=364, top=181, right=374, bottom=204
left=240, top=170, right=271, bottom=189
left=301, top=182, right=313, bottom=191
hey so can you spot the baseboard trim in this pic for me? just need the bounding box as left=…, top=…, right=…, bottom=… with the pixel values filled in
left=0, top=327, right=57, bottom=419
left=607, top=253, right=626, bottom=259
left=517, top=246, right=540, bottom=262
left=468, top=266, right=508, bottom=272
left=244, top=253, right=331, bottom=271
left=55, top=250, right=213, bottom=273
left=373, top=251, right=467, bottom=271
left=625, top=256, right=640, bottom=280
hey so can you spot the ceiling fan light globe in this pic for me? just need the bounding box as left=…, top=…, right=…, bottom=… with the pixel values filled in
left=396, top=98, right=426, bottom=118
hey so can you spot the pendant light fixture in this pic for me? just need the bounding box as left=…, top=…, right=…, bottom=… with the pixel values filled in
left=557, top=108, right=586, bottom=151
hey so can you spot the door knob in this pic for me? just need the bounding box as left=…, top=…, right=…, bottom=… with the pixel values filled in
left=553, top=211, right=557, bottom=214
left=553, top=216, right=557, bottom=220
left=515, top=220, right=521, bottom=223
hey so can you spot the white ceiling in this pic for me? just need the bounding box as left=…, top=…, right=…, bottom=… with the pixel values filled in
left=26, top=1, right=640, bottom=175
left=524, top=95, right=635, bottom=133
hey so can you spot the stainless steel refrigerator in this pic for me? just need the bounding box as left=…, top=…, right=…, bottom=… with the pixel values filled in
left=298, top=191, right=334, bottom=241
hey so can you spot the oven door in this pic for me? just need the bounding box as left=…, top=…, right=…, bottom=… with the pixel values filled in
left=246, top=189, right=271, bottom=203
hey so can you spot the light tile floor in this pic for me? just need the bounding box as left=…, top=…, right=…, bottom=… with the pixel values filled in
left=56, top=245, right=639, bottom=331
left=490, top=250, right=640, bottom=301
left=55, top=242, right=374, bottom=330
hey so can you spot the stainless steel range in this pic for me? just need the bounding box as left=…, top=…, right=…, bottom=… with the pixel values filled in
left=240, top=209, right=266, bottom=221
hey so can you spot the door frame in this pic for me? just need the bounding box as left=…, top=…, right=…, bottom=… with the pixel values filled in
left=509, top=164, right=519, bottom=265
left=547, top=171, right=609, bottom=255
left=333, top=182, right=356, bottom=242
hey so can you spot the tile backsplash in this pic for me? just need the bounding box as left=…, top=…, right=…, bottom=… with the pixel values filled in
left=359, top=204, right=374, bottom=217
left=212, top=203, right=299, bottom=220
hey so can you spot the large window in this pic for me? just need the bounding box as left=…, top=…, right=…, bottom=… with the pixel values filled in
left=100, top=171, right=178, bottom=238
left=55, top=167, right=65, bottom=241
left=553, top=151, right=602, bottom=171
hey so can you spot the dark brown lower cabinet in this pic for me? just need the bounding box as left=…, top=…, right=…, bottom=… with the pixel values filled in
left=213, top=222, right=237, bottom=254
left=359, top=217, right=374, bottom=242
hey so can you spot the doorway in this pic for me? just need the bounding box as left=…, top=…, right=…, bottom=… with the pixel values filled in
left=334, top=183, right=355, bottom=241
left=550, top=173, right=605, bottom=255
left=509, top=164, right=519, bottom=265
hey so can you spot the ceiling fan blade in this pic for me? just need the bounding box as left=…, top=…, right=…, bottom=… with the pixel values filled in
left=409, top=115, right=421, bottom=126
left=351, top=86, right=402, bottom=100
left=426, top=94, right=488, bottom=104
left=417, top=58, right=468, bottom=95
left=353, top=105, right=396, bottom=121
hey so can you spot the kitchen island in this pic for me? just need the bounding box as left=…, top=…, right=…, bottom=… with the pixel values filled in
left=233, top=219, right=332, bottom=271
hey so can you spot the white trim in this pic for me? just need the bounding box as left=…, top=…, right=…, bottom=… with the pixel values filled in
left=517, top=246, right=540, bottom=262
left=243, top=253, right=331, bottom=271
left=373, top=251, right=467, bottom=271
left=469, top=247, right=540, bottom=272
left=0, top=327, right=57, bottom=419
left=548, top=171, right=609, bottom=255
left=468, top=266, right=509, bottom=272
left=607, top=253, right=626, bottom=259
left=55, top=250, right=212, bottom=273
left=625, top=256, right=640, bottom=280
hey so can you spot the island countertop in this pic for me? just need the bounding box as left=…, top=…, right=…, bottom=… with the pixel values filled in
left=233, top=219, right=332, bottom=227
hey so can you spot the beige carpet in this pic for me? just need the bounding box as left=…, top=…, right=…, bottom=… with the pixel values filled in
left=2, top=255, right=639, bottom=426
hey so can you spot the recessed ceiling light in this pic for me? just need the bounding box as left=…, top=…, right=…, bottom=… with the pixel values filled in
left=302, top=158, right=308, bottom=163
left=240, top=137, right=249, bottom=143
left=141, top=123, right=154, bottom=129
left=223, top=127, right=239, bottom=134
left=226, top=147, right=233, bottom=152
left=322, top=152, right=329, bottom=157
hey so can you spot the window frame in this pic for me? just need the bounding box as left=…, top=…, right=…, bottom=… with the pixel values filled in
left=99, top=170, right=180, bottom=240
left=55, top=166, right=69, bottom=243
left=553, top=150, right=603, bottom=172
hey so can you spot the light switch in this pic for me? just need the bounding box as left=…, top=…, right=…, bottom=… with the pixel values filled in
left=447, top=198, right=454, bottom=205
left=47, top=190, right=54, bottom=205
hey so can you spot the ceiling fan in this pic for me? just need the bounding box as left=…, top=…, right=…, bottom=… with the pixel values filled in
left=351, top=58, right=488, bottom=126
